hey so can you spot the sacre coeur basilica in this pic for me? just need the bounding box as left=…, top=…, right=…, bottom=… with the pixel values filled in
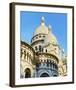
left=20, top=17, right=67, bottom=78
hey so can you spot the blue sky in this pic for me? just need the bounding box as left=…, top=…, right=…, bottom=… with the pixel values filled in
left=20, top=11, right=67, bottom=53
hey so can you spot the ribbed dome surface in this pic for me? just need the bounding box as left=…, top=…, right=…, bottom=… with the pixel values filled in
left=33, top=25, right=48, bottom=36
left=33, top=17, right=49, bottom=36
left=44, top=32, right=58, bottom=45
left=33, top=17, right=58, bottom=45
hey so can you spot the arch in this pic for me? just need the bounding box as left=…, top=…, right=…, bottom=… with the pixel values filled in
left=40, top=73, right=49, bottom=77
left=39, top=45, right=42, bottom=52
left=52, top=72, right=58, bottom=77
left=53, top=74, right=58, bottom=77
left=39, top=69, right=51, bottom=77
left=24, top=68, right=31, bottom=78
left=35, top=46, right=38, bottom=51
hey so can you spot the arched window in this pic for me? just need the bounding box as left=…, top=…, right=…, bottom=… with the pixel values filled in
left=39, top=35, right=41, bottom=38
left=21, top=49, right=23, bottom=58
left=39, top=45, right=42, bottom=52
left=47, top=59, right=49, bottom=67
left=55, top=64, right=58, bottom=70
left=25, top=68, right=31, bottom=78
left=46, top=49, right=47, bottom=52
left=53, top=62, right=55, bottom=69
left=24, top=50, right=26, bottom=59
left=35, top=46, right=38, bottom=51
left=50, top=60, right=52, bottom=66
left=43, top=35, right=45, bottom=38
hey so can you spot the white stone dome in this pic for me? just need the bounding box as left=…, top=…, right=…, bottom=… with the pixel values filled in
left=33, top=17, right=49, bottom=36
left=44, top=25, right=58, bottom=45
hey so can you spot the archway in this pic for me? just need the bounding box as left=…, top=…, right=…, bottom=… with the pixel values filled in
left=40, top=73, right=49, bottom=77
left=53, top=74, right=58, bottom=77
left=25, top=68, right=31, bottom=78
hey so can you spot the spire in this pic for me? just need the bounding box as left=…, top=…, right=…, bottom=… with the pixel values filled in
left=48, top=25, right=52, bottom=33
left=41, top=16, right=45, bottom=25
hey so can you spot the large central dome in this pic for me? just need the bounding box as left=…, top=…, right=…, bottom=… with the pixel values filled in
left=33, top=17, right=49, bottom=36
left=31, top=17, right=58, bottom=45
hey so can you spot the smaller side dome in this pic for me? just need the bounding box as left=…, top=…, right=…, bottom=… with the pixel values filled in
left=44, top=25, right=58, bottom=45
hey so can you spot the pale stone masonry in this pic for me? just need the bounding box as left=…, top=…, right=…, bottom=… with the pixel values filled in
left=20, top=17, right=67, bottom=78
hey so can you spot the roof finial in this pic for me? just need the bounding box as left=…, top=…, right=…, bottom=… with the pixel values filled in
left=48, top=25, right=52, bottom=33
left=41, top=16, right=45, bottom=25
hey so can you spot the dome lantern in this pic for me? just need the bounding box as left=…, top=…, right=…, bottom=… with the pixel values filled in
left=33, top=17, right=49, bottom=36
left=48, top=25, right=52, bottom=33
left=41, top=16, right=45, bottom=25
